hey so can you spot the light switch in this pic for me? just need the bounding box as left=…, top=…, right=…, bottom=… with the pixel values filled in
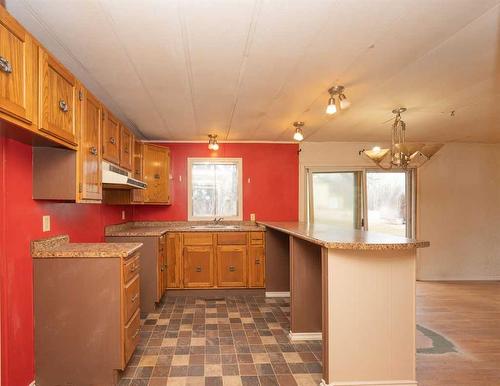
left=121, top=210, right=126, bottom=220
left=250, top=213, right=256, bottom=221
left=42, top=215, right=50, bottom=232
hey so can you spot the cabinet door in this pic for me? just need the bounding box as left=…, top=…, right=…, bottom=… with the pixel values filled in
left=79, top=88, right=102, bottom=201
left=183, top=246, right=214, bottom=288
left=102, top=109, right=120, bottom=164
left=131, top=140, right=144, bottom=203
left=0, top=7, right=36, bottom=125
left=217, top=245, right=247, bottom=287
left=39, top=49, right=77, bottom=146
left=143, top=144, right=170, bottom=204
left=166, top=233, right=182, bottom=288
left=248, top=245, right=265, bottom=288
left=119, top=125, right=133, bottom=171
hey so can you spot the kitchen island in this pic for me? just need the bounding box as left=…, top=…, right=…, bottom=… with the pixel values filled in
left=258, top=221, right=430, bottom=386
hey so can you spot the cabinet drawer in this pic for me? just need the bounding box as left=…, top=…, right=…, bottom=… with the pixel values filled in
left=124, top=274, right=140, bottom=322
left=217, top=232, right=247, bottom=245
left=123, top=254, right=140, bottom=284
left=124, top=308, right=140, bottom=367
left=249, top=232, right=264, bottom=245
left=183, top=232, right=213, bottom=246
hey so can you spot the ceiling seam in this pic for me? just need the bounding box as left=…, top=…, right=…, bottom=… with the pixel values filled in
left=224, top=0, right=262, bottom=141
left=97, top=0, right=174, bottom=138
left=177, top=0, right=200, bottom=135
left=302, top=2, right=500, bottom=141
left=18, top=0, right=145, bottom=138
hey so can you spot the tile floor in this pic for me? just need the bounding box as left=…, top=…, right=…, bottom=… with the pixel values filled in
left=119, top=296, right=323, bottom=386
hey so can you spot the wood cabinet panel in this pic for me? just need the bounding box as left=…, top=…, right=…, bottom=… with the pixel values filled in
left=250, top=232, right=264, bottom=245
left=0, top=6, right=36, bottom=125
left=166, top=233, right=182, bottom=288
left=143, top=144, right=170, bottom=204
left=217, top=245, right=247, bottom=287
left=102, top=108, right=120, bottom=164
left=123, top=274, right=140, bottom=322
left=124, top=308, right=140, bottom=366
left=119, top=125, right=133, bottom=171
left=78, top=87, right=102, bottom=201
left=131, top=140, right=144, bottom=203
left=183, top=246, right=214, bottom=288
left=39, top=49, right=77, bottom=146
left=158, top=236, right=167, bottom=299
left=123, top=254, right=140, bottom=283
left=248, top=245, right=265, bottom=288
left=183, top=232, right=213, bottom=246
left=217, top=232, right=247, bottom=245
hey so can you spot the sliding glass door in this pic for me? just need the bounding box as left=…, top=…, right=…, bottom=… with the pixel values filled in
left=307, top=168, right=415, bottom=237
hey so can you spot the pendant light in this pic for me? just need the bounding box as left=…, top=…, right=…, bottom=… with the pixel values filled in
left=326, top=85, right=349, bottom=114
left=359, top=108, right=443, bottom=169
left=293, top=121, right=304, bottom=141
left=208, top=134, right=219, bottom=151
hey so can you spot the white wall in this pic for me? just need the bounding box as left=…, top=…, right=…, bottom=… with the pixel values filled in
left=299, top=141, right=500, bottom=280
left=417, top=143, right=500, bottom=280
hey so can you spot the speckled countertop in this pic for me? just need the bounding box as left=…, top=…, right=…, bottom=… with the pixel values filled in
left=31, top=235, right=143, bottom=258
left=105, top=221, right=265, bottom=237
left=258, top=221, right=430, bottom=250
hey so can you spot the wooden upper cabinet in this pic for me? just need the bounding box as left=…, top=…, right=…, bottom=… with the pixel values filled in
left=131, top=140, right=144, bottom=203
left=217, top=245, right=247, bottom=287
left=0, top=6, right=36, bottom=126
left=39, top=48, right=78, bottom=146
left=119, top=125, right=133, bottom=171
left=102, top=108, right=120, bottom=165
left=78, top=87, right=102, bottom=201
left=143, top=144, right=171, bottom=204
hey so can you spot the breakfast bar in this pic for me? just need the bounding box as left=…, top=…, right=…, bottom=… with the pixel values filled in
left=259, top=221, right=430, bottom=386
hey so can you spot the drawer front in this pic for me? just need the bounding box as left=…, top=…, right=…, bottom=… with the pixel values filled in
left=217, top=232, right=247, bottom=245
left=183, top=232, right=213, bottom=246
left=250, top=232, right=264, bottom=245
left=124, top=308, right=140, bottom=366
left=124, top=274, right=140, bottom=322
left=123, top=254, right=140, bottom=283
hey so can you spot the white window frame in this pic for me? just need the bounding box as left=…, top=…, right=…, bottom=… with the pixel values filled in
left=187, top=157, right=243, bottom=221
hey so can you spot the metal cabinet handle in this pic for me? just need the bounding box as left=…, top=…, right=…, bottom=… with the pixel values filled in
left=89, top=146, right=98, bottom=156
left=154, top=174, right=160, bottom=179
left=124, top=146, right=129, bottom=154
left=255, top=259, right=260, bottom=265
left=131, top=294, right=139, bottom=302
left=195, top=266, right=202, bottom=272
left=132, top=328, right=140, bottom=339
left=59, top=99, right=69, bottom=112
left=0, top=56, right=12, bottom=74
left=109, top=137, right=116, bottom=145
left=229, top=266, right=236, bottom=272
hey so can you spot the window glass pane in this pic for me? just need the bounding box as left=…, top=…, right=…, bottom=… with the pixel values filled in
left=312, top=172, right=357, bottom=228
left=366, top=172, right=406, bottom=236
left=191, top=161, right=239, bottom=218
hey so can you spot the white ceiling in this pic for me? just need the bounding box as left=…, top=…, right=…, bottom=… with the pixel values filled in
left=7, top=0, right=500, bottom=143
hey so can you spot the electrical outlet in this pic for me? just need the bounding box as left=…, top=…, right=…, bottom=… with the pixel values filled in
left=42, top=215, right=50, bottom=232
left=121, top=210, right=126, bottom=220
left=250, top=213, right=256, bottom=221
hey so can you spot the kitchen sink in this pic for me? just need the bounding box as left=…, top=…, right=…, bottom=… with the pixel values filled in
left=189, top=225, right=240, bottom=230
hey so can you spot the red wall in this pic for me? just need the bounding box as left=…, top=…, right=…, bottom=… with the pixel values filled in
left=0, top=136, right=132, bottom=386
left=133, top=143, right=299, bottom=222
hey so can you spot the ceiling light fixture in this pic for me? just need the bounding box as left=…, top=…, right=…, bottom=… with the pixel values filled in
left=326, top=85, right=349, bottom=115
left=293, top=121, right=304, bottom=142
left=208, top=134, right=219, bottom=151
left=359, top=108, right=443, bottom=169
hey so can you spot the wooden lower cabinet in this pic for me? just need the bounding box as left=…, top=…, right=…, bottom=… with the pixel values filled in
left=183, top=245, right=214, bottom=288
left=217, top=245, right=247, bottom=287
left=248, top=245, right=265, bottom=287
left=33, top=251, right=140, bottom=386
left=166, top=232, right=182, bottom=288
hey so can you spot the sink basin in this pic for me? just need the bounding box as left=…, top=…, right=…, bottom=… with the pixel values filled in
left=189, top=225, right=240, bottom=230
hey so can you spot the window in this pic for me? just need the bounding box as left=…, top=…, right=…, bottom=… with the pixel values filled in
left=307, top=168, right=415, bottom=237
left=188, top=158, right=243, bottom=220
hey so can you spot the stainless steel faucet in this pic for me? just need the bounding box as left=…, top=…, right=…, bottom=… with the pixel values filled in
left=213, top=217, right=224, bottom=224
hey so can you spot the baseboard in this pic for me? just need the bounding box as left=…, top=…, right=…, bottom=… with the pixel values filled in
left=288, top=331, right=322, bottom=341
left=265, top=291, right=290, bottom=297
left=320, top=380, right=417, bottom=386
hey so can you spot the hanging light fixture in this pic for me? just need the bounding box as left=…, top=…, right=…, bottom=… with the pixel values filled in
left=293, top=121, right=305, bottom=141
left=326, top=85, right=349, bottom=114
left=359, top=108, right=443, bottom=169
left=208, top=134, right=219, bottom=151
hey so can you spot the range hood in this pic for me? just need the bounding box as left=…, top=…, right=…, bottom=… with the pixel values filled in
left=102, top=161, right=147, bottom=189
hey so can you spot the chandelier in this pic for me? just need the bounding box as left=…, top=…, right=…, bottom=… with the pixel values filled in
left=359, top=108, right=443, bottom=169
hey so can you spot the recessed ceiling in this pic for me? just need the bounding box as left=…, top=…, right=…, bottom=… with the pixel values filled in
left=7, top=0, right=500, bottom=143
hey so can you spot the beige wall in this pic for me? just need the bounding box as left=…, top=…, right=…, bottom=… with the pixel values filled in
left=417, top=143, right=500, bottom=280
left=299, top=141, right=500, bottom=280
